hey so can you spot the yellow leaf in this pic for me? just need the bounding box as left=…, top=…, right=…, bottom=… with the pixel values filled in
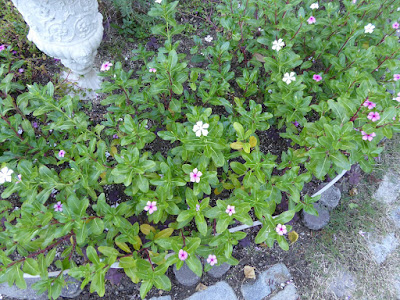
left=110, top=146, right=118, bottom=157
left=243, top=143, right=251, bottom=153
left=230, top=142, right=243, bottom=150
left=249, top=136, right=257, bottom=148
left=100, top=172, right=106, bottom=179
left=116, top=241, right=131, bottom=253
left=154, top=228, right=174, bottom=239
left=132, top=236, right=142, bottom=251
left=140, top=224, right=156, bottom=235
left=222, top=182, right=235, bottom=190
left=214, top=188, right=221, bottom=195
left=288, top=231, right=299, bottom=244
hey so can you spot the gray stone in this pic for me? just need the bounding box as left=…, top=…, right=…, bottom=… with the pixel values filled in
left=184, top=281, right=237, bottom=300
left=302, top=203, right=330, bottom=230
left=328, top=271, right=356, bottom=298
left=366, top=232, right=399, bottom=264
left=0, top=278, right=47, bottom=300
left=318, top=185, right=341, bottom=211
left=391, top=206, right=400, bottom=229
left=173, top=262, right=201, bottom=287
left=207, top=263, right=231, bottom=278
left=60, top=275, right=82, bottom=298
left=395, top=275, right=400, bottom=300
left=374, top=172, right=400, bottom=204
left=241, top=263, right=291, bottom=300
left=269, top=284, right=298, bottom=300
left=147, top=296, right=172, bottom=300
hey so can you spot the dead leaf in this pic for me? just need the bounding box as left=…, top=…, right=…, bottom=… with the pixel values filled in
left=244, top=265, right=256, bottom=279
left=253, top=53, right=265, bottom=63
left=195, top=283, right=207, bottom=292
left=349, top=188, right=358, bottom=196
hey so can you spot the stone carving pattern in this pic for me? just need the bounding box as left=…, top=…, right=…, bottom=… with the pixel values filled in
left=11, top=0, right=103, bottom=77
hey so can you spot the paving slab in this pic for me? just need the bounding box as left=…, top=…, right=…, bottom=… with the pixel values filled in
left=184, top=281, right=237, bottom=300
left=373, top=172, right=400, bottom=204
left=147, top=296, right=172, bottom=300
left=173, top=263, right=201, bottom=287
left=318, top=185, right=341, bottom=211
left=0, top=278, right=47, bottom=300
left=391, top=206, right=400, bottom=229
left=366, top=232, right=399, bottom=264
left=327, top=271, right=356, bottom=299
left=207, top=263, right=231, bottom=278
left=302, top=203, right=330, bottom=230
left=268, top=283, right=298, bottom=300
left=241, top=263, right=291, bottom=300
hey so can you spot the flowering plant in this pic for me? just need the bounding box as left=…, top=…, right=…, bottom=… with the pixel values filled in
left=0, top=0, right=400, bottom=298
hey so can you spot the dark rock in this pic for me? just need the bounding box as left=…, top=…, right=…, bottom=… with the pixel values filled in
left=302, top=203, right=330, bottom=230
left=173, top=263, right=201, bottom=287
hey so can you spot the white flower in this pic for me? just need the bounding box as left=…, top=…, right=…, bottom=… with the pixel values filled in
left=310, top=3, right=319, bottom=9
left=193, top=121, right=209, bottom=137
left=272, top=39, right=285, bottom=52
left=282, top=72, right=296, bottom=85
left=205, top=35, right=213, bottom=43
left=364, top=23, right=375, bottom=34
left=155, top=0, right=162, bottom=3
left=17, top=128, right=23, bottom=135
left=0, top=167, right=13, bottom=184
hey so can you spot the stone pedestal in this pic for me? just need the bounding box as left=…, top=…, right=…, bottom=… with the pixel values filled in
left=11, top=0, right=103, bottom=93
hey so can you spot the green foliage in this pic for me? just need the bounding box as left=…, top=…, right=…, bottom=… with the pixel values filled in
left=1, top=0, right=400, bottom=299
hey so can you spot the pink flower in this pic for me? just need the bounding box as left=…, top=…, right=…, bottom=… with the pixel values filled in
left=149, top=68, right=157, bottom=73
left=16, top=174, right=22, bottom=184
left=393, top=22, right=400, bottom=29
left=53, top=201, right=63, bottom=212
left=58, top=150, right=65, bottom=158
left=276, top=224, right=287, bottom=235
left=18, top=68, right=24, bottom=73
left=363, top=100, right=376, bottom=109
left=100, top=62, right=113, bottom=71
left=144, top=201, right=157, bottom=214
left=393, top=92, right=400, bottom=102
left=313, top=74, right=322, bottom=82
left=361, top=131, right=376, bottom=141
left=207, top=254, right=218, bottom=266
left=113, top=134, right=119, bottom=139
left=307, top=16, right=316, bottom=24
left=0, top=45, right=6, bottom=51
left=225, top=205, right=235, bottom=216
left=394, top=74, right=400, bottom=81
left=190, top=168, right=202, bottom=183
left=178, top=249, right=188, bottom=261
left=367, top=112, right=380, bottom=122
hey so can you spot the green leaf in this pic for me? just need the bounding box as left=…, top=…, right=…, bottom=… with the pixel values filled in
left=140, top=280, right=153, bottom=299
left=89, top=218, right=104, bottom=236
left=86, top=246, right=100, bottom=264
left=98, top=246, right=120, bottom=257
left=186, top=256, right=202, bottom=277
left=230, top=162, right=247, bottom=175
left=330, top=151, right=351, bottom=170
left=153, top=274, right=171, bottom=290
left=23, top=258, right=39, bottom=276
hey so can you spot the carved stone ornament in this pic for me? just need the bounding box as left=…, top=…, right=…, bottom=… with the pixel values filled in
left=11, top=0, right=104, bottom=92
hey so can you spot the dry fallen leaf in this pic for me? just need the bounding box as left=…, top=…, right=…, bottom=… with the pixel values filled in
left=196, top=283, right=207, bottom=292
left=244, top=265, right=256, bottom=279
left=288, top=231, right=299, bottom=244
left=349, top=187, right=358, bottom=196
left=253, top=53, right=265, bottom=63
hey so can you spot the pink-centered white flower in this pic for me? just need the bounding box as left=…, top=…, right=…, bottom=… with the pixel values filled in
left=149, top=68, right=157, bottom=73
left=207, top=254, right=218, bottom=266
left=307, top=16, right=316, bottom=24
left=313, top=74, right=322, bottom=82
left=361, top=131, right=376, bottom=141
left=272, top=39, right=285, bottom=52
left=193, top=121, right=209, bottom=137
left=205, top=35, right=213, bottom=43
left=363, top=100, right=376, bottom=109
left=100, top=61, right=112, bottom=71
left=394, top=74, right=400, bottom=81
left=155, top=0, right=162, bottom=3
left=392, top=22, right=399, bottom=29
left=282, top=72, right=296, bottom=84
left=393, top=92, right=400, bottom=102
left=178, top=249, right=188, bottom=261
left=16, top=174, right=21, bottom=184
left=190, top=168, right=202, bottom=183
left=0, top=167, right=13, bottom=184
left=275, top=224, right=287, bottom=236
left=144, top=201, right=157, bottom=214
left=58, top=150, right=65, bottom=158
left=226, top=205, right=235, bottom=216
left=367, top=112, right=380, bottom=122
left=310, top=3, right=319, bottom=9
left=53, top=201, right=63, bottom=212
left=364, top=23, right=375, bottom=34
